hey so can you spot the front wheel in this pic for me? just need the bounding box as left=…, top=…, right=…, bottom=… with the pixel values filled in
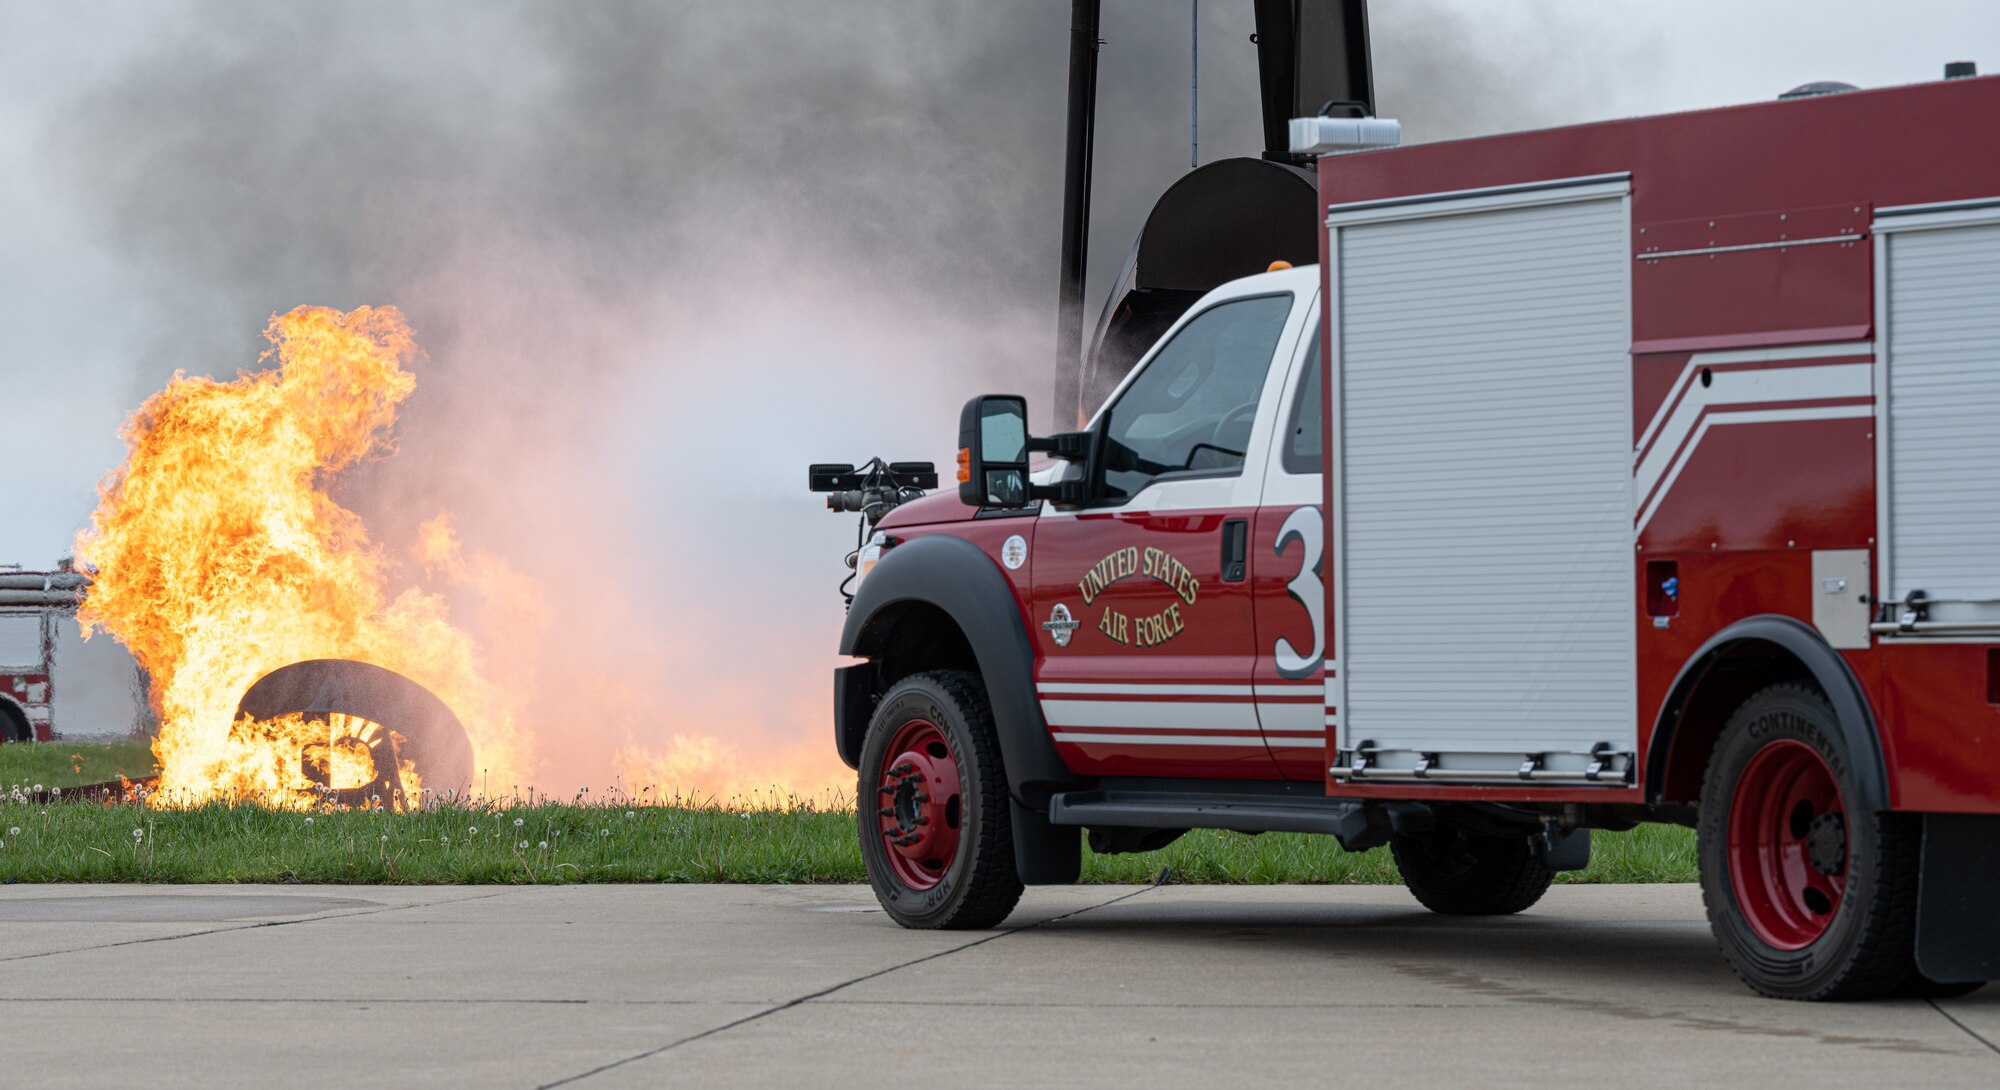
left=1391, top=828, right=1554, bottom=915
left=1698, top=683, right=1919, bottom=1000
left=857, top=670, right=1023, bottom=929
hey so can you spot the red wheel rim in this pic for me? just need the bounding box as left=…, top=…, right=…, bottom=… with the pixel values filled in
left=1727, top=738, right=1848, bottom=950
left=873, top=718, right=963, bottom=891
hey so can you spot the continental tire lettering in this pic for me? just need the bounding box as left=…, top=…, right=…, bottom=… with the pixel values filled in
left=1273, top=505, right=1325, bottom=679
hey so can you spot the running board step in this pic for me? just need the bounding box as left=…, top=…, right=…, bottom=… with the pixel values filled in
left=1046, top=789, right=1432, bottom=848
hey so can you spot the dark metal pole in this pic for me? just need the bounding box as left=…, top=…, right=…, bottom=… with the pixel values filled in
left=1054, top=0, right=1101, bottom=429
left=1191, top=0, right=1199, bottom=169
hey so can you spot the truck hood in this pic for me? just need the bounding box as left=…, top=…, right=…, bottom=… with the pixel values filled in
left=875, top=489, right=979, bottom=529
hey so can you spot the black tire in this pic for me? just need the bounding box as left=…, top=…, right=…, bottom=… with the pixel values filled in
left=1391, top=828, right=1554, bottom=915
left=235, top=659, right=474, bottom=796
left=857, top=670, right=1023, bottom=929
left=0, top=700, right=30, bottom=743
left=1697, top=683, right=1918, bottom=1000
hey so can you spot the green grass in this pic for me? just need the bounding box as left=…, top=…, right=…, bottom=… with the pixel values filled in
left=0, top=737, right=157, bottom=789
left=0, top=741, right=1696, bottom=885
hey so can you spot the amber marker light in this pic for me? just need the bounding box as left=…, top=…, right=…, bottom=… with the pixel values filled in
left=1267, top=260, right=1293, bottom=272
left=956, top=447, right=971, bottom=483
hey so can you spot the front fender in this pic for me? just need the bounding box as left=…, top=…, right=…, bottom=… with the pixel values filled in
left=840, top=533, right=1082, bottom=806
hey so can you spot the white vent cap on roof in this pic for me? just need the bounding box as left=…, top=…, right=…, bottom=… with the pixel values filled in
left=1288, top=115, right=1402, bottom=157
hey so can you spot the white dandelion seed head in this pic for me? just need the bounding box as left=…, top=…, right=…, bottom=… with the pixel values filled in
left=468, top=826, right=478, bottom=835
left=440, top=835, right=451, bottom=844
left=6, top=827, right=18, bottom=837
left=517, top=840, right=528, bottom=849
left=132, top=828, right=144, bottom=839
left=304, top=817, right=314, bottom=825
left=537, top=841, right=548, bottom=850
left=625, top=810, right=636, bottom=819
left=513, top=817, right=524, bottom=828
left=599, top=828, right=609, bottom=837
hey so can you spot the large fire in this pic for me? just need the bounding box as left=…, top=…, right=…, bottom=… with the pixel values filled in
left=74, top=306, right=528, bottom=807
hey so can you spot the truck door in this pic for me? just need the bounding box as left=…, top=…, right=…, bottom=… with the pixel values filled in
left=1251, top=307, right=1330, bottom=779
left=1032, top=285, right=1309, bottom=779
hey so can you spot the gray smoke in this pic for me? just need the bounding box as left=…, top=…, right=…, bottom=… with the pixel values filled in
left=35, top=0, right=1625, bottom=787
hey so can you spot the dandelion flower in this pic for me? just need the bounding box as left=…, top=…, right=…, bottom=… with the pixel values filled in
left=305, top=817, right=314, bottom=826
left=33, top=784, right=42, bottom=792
left=513, top=817, right=525, bottom=828
left=6, top=827, right=17, bottom=837
left=0, top=841, right=6, bottom=849
left=440, top=835, right=451, bottom=845
left=599, top=828, right=609, bottom=837
left=468, top=826, right=478, bottom=836
left=625, top=811, right=636, bottom=820
left=517, top=840, right=528, bottom=849
left=537, top=841, right=548, bottom=850
left=132, top=828, right=144, bottom=839
left=380, top=835, right=389, bottom=843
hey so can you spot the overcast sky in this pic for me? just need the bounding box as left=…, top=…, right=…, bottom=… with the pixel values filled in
left=1, top=0, right=1993, bottom=576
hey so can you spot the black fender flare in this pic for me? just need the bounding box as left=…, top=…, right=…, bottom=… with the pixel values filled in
left=1646, top=614, right=1888, bottom=812
left=839, top=533, right=1083, bottom=807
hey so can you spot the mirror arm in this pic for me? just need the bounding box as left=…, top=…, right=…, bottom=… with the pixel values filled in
left=1028, top=479, right=1084, bottom=504
left=1026, top=431, right=1090, bottom=460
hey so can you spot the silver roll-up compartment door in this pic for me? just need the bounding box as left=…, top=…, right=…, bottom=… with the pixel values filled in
left=1876, top=200, right=2000, bottom=635
left=1328, top=175, right=1636, bottom=781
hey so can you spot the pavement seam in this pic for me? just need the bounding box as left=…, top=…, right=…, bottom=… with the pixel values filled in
left=0, top=886, right=533, bottom=964
left=536, top=886, right=1159, bottom=1089
left=1928, top=999, right=2000, bottom=1059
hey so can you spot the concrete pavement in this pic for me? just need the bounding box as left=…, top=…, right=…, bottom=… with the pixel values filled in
left=0, top=882, right=1992, bottom=1088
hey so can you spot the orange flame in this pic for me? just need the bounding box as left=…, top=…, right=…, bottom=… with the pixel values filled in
left=74, top=306, right=528, bottom=807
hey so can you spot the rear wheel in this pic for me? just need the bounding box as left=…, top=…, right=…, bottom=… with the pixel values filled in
left=857, top=670, right=1022, bottom=929
left=1698, top=683, right=1918, bottom=1000
left=0, top=700, right=30, bottom=743
left=1391, top=828, right=1554, bottom=915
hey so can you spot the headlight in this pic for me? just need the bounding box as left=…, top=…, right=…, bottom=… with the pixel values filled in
left=855, top=532, right=887, bottom=586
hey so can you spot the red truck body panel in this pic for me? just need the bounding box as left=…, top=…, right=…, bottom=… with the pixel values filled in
left=1318, top=75, right=2000, bottom=813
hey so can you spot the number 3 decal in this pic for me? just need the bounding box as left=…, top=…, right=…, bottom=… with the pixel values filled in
left=1273, top=505, right=1324, bottom=679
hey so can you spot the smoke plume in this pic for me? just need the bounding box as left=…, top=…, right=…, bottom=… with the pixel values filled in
left=42, top=1, right=1622, bottom=796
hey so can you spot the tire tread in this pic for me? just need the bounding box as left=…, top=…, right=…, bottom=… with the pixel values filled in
left=1392, top=832, right=1555, bottom=916
left=860, top=670, right=1023, bottom=930
left=1697, top=682, right=1918, bottom=1000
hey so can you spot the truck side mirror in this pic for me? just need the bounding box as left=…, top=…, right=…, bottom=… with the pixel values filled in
left=959, top=395, right=1033, bottom=508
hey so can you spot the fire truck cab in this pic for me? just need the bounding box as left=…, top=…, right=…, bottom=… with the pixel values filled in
left=831, top=72, right=2000, bottom=1000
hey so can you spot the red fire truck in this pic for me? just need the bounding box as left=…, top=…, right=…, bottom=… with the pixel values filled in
left=0, top=569, right=90, bottom=743
left=823, top=65, right=2000, bottom=1001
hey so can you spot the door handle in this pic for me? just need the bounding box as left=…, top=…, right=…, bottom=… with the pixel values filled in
left=1221, top=519, right=1248, bottom=583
